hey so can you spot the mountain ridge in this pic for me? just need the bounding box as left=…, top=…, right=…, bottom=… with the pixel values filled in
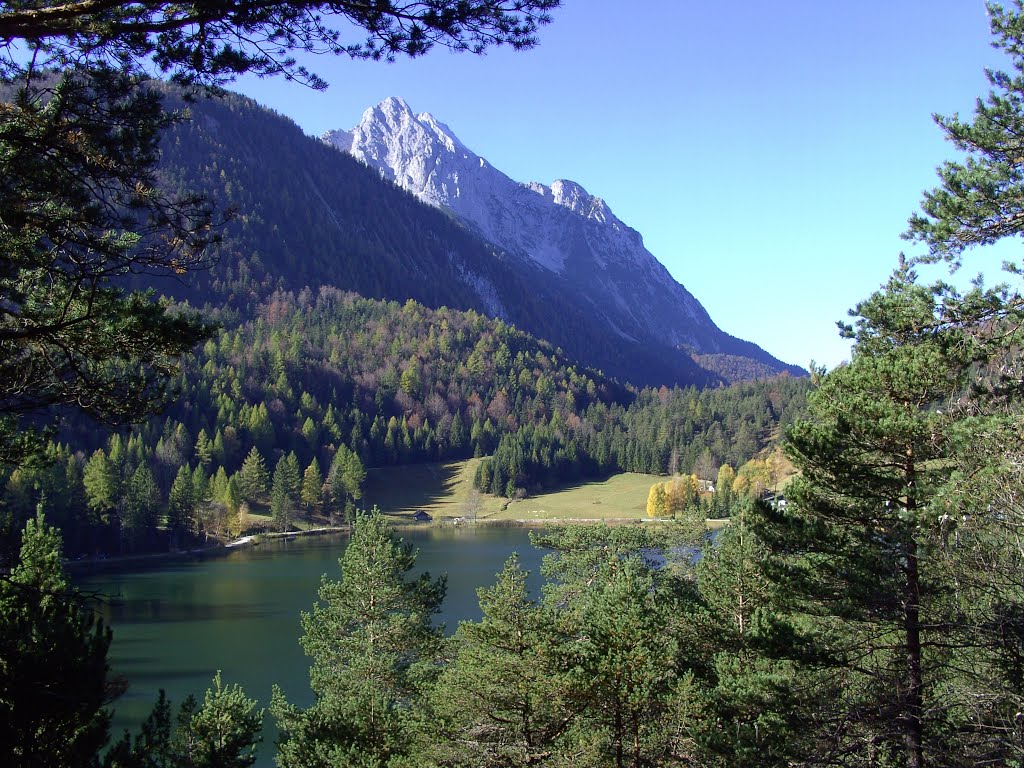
left=324, top=97, right=801, bottom=377
left=148, top=86, right=800, bottom=386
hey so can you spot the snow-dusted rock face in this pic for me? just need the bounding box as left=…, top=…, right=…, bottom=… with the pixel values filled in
left=324, top=98, right=795, bottom=370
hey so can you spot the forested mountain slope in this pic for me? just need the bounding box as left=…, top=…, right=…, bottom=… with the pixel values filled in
left=153, top=86, right=800, bottom=387
left=329, top=96, right=804, bottom=381
left=1, top=288, right=807, bottom=557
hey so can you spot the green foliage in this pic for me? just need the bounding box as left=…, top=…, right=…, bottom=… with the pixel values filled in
left=473, top=376, right=806, bottom=498
left=269, top=457, right=296, bottom=532
left=300, top=459, right=323, bottom=510
left=104, top=673, right=261, bottom=768
left=273, top=509, right=445, bottom=767
left=905, top=1, right=1024, bottom=263
left=237, top=447, right=269, bottom=503
left=2, top=277, right=806, bottom=556
left=0, top=1, right=559, bottom=88
left=753, top=259, right=1024, bottom=765
left=167, top=465, right=195, bottom=545
left=425, top=555, right=566, bottom=766
left=559, top=556, right=686, bottom=767
left=694, top=503, right=808, bottom=767
left=0, top=511, right=114, bottom=768
left=0, top=70, right=216, bottom=466
left=175, top=672, right=262, bottom=768
left=422, top=523, right=710, bottom=767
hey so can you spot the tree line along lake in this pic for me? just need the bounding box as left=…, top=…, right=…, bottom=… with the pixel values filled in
left=76, top=524, right=544, bottom=767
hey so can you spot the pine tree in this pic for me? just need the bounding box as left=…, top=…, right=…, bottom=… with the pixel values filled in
left=269, top=460, right=294, bottom=533
left=83, top=449, right=117, bottom=520
left=272, top=510, right=445, bottom=766
left=103, top=672, right=261, bottom=768
left=122, top=464, right=160, bottom=550
left=280, top=452, right=302, bottom=501
left=175, top=672, right=262, bottom=768
left=0, top=511, right=114, bottom=768
left=562, top=556, right=687, bottom=768
left=194, top=429, right=213, bottom=468
left=757, top=263, right=985, bottom=766
left=696, top=500, right=808, bottom=767
left=327, top=446, right=365, bottom=512
left=167, top=464, right=195, bottom=545
left=425, top=555, right=567, bottom=766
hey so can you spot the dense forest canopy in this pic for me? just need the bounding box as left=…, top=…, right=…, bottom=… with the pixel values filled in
left=0, top=285, right=807, bottom=558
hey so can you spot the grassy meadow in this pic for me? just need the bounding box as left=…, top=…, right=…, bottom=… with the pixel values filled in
left=362, top=459, right=666, bottom=524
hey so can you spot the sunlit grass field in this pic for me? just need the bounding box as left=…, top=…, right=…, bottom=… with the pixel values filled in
left=363, top=459, right=665, bottom=524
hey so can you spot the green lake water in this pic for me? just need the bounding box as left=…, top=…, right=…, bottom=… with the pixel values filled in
left=77, top=524, right=543, bottom=766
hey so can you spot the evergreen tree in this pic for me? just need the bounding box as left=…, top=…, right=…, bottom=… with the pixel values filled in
left=122, top=464, right=160, bottom=550
left=426, top=555, right=567, bottom=766
left=905, top=1, right=1024, bottom=264
left=191, top=465, right=210, bottom=508
left=167, top=464, right=195, bottom=545
left=757, top=263, right=986, bottom=766
left=194, top=429, right=213, bottom=468
left=280, top=452, right=302, bottom=501
left=175, top=672, right=262, bottom=768
left=103, top=673, right=261, bottom=768
left=0, top=511, right=114, bottom=768
left=83, top=449, right=117, bottom=520
left=327, top=446, right=365, bottom=512
left=696, top=500, right=808, bottom=767
left=237, top=447, right=269, bottom=503
left=272, top=510, right=445, bottom=767
left=561, top=556, right=688, bottom=768
left=269, top=461, right=294, bottom=533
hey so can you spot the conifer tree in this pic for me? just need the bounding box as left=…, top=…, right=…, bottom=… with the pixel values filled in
left=646, top=482, right=667, bottom=518
left=175, top=672, right=262, bottom=768
left=0, top=511, right=114, bottom=768
left=83, top=449, right=117, bottom=520
left=757, top=262, right=987, bottom=766
left=272, top=510, right=445, bottom=767
left=194, top=430, right=213, bottom=468
left=167, top=464, right=195, bottom=544
left=280, top=452, right=302, bottom=501
left=269, top=460, right=295, bottom=533
left=426, top=555, right=567, bottom=766
left=237, top=447, right=269, bottom=503
left=122, top=464, right=160, bottom=550
left=300, top=459, right=323, bottom=512
left=562, top=556, right=686, bottom=768
left=103, top=672, right=261, bottom=768
left=696, top=500, right=808, bottom=767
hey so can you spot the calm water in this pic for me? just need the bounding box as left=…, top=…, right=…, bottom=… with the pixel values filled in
left=77, top=525, right=543, bottom=766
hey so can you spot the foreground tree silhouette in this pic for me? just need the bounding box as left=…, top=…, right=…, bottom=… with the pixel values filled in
left=0, top=510, right=114, bottom=767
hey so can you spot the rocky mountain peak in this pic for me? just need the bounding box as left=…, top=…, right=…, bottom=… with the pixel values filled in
left=323, top=97, right=800, bottom=378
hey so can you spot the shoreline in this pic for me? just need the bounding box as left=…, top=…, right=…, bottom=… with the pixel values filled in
left=65, top=525, right=351, bottom=576
left=65, top=515, right=723, bottom=577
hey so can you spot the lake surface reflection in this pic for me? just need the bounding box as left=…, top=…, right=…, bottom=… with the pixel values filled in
left=78, top=524, right=543, bottom=766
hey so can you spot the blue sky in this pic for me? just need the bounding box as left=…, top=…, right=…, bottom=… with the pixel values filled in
left=233, top=1, right=1009, bottom=370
